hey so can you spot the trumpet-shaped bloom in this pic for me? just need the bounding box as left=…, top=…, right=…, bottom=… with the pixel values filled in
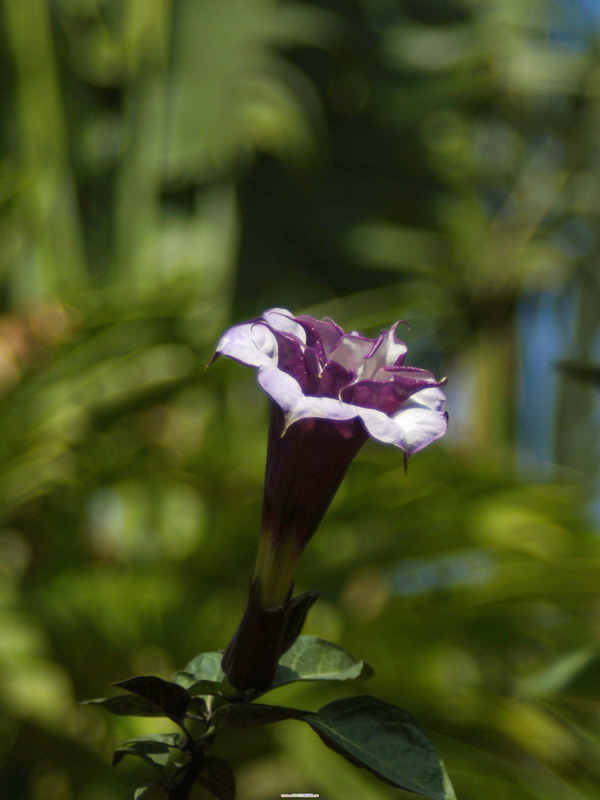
left=215, top=308, right=447, bottom=689
left=214, top=308, right=447, bottom=455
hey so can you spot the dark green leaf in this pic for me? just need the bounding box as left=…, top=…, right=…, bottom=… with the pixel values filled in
left=82, top=695, right=168, bottom=717
left=112, top=676, right=190, bottom=724
left=271, top=636, right=372, bottom=690
left=125, top=733, right=182, bottom=748
left=213, top=701, right=311, bottom=729
left=280, top=590, right=320, bottom=655
left=187, top=696, right=209, bottom=719
left=305, top=696, right=456, bottom=800
left=196, top=755, right=236, bottom=800
left=188, top=679, right=223, bottom=696
left=171, top=671, right=198, bottom=689
left=113, top=739, right=173, bottom=772
left=180, top=652, right=224, bottom=683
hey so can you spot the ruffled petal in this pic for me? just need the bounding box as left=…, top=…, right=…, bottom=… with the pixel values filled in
left=257, top=364, right=447, bottom=455
left=257, top=365, right=354, bottom=423
left=405, top=385, right=447, bottom=414
left=330, top=333, right=377, bottom=374
left=364, top=322, right=408, bottom=374
left=263, top=308, right=307, bottom=343
left=261, top=325, right=314, bottom=392
left=342, top=369, right=439, bottom=415
left=214, top=321, right=278, bottom=368
left=318, top=360, right=355, bottom=397
left=294, top=315, right=344, bottom=359
left=355, top=386, right=447, bottom=454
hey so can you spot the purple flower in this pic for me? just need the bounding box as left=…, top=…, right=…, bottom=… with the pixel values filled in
left=214, top=308, right=447, bottom=689
left=215, top=308, right=447, bottom=455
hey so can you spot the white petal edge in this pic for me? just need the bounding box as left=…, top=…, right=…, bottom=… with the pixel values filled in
left=364, top=323, right=408, bottom=377
left=329, top=334, right=376, bottom=374
left=258, top=365, right=447, bottom=454
left=215, top=321, right=278, bottom=368
left=262, top=308, right=307, bottom=344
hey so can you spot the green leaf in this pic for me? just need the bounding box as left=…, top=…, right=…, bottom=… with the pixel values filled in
left=305, top=695, right=456, bottom=800
left=113, top=739, right=173, bottom=772
left=171, top=671, right=198, bottom=689
left=187, top=696, right=209, bottom=720
left=179, top=652, right=224, bottom=683
left=271, top=636, right=373, bottom=690
left=188, top=680, right=223, bottom=697
left=213, top=701, right=311, bottom=729
left=125, top=733, right=182, bottom=748
left=196, top=755, right=236, bottom=800
left=82, top=695, right=168, bottom=717
left=112, top=676, right=190, bottom=724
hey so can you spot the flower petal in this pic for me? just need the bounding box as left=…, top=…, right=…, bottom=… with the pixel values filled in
left=342, top=369, right=439, bottom=415
left=330, top=333, right=377, bottom=374
left=258, top=365, right=361, bottom=426
left=294, top=315, right=344, bottom=359
left=214, top=321, right=278, bottom=368
left=261, top=325, right=315, bottom=392
left=318, top=360, right=355, bottom=397
left=258, top=365, right=447, bottom=455
left=364, top=322, right=408, bottom=373
left=354, top=387, right=447, bottom=454
left=263, top=309, right=307, bottom=343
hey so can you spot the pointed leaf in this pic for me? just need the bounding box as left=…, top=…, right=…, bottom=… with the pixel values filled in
left=214, top=701, right=311, bottom=729
left=113, top=740, right=173, bottom=773
left=271, top=636, right=372, bottom=690
left=305, top=695, right=455, bottom=800
left=112, top=676, right=190, bottom=724
left=180, top=652, right=224, bottom=683
left=82, top=695, right=168, bottom=717
left=196, top=755, right=236, bottom=800
left=125, top=734, right=182, bottom=748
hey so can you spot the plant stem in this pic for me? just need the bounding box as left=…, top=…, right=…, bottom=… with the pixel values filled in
left=168, top=733, right=215, bottom=800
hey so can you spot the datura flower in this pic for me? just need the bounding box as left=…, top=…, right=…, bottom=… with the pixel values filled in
left=213, top=308, right=447, bottom=689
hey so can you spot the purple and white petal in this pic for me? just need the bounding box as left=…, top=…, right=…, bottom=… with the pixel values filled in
left=354, top=389, right=447, bottom=454
left=330, top=333, right=377, bottom=374
left=406, top=385, right=447, bottom=414
left=295, top=315, right=344, bottom=358
left=257, top=366, right=359, bottom=427
left=260, top=325, right=314, bottom=391
left=342, top=372, right=436, bottom=416
left=257, top=363, right=446, bottom=454
left=215, top=321, right=278, bottom=368
left=363, top=322, right=408, bottom=376
left=263, top=308, right=307, bottom=343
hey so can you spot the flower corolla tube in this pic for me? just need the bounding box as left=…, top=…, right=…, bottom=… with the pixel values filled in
left=213, top=308, right=447, bottom=689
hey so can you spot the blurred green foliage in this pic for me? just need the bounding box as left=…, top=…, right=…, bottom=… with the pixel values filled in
left=1, top=0, right=600, bottom=798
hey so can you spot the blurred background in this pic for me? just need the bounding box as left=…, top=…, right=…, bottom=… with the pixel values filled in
left=1, top=0, right=600, bottom=798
